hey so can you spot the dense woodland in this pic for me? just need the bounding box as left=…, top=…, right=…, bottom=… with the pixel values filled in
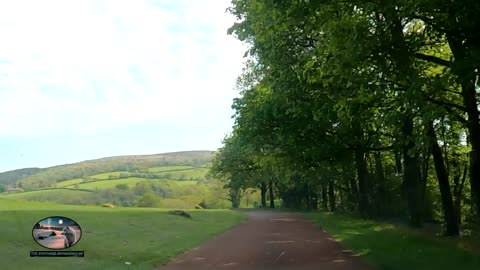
left=210, top=0, right=480, bottom=237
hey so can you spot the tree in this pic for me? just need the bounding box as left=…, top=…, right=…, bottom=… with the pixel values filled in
left=137, top=192, right=162, bottom=208
left=223, top=0, right=479, bottom=236
left=0, top=183, right=6, bottom=193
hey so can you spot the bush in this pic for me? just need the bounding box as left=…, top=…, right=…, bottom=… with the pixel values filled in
left=116, top=184, right=129, bottom=190
left=137, top=192, right=162, bottom=207
left=102, top=203, right=115, bottom=208
left=168, top=210, right=191, bottom=218
left=198, top=200, right=208, bottom=209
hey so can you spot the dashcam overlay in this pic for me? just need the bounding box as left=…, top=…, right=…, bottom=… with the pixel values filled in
left=31, top=216, right=84, bottom=257
left=30, top=251, right=84, bottom=257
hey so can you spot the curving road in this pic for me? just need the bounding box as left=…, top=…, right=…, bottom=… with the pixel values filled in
left=155, top=210, right=373, bottom=270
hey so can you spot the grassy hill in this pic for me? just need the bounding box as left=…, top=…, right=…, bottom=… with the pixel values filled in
left=0, top=167, right=43, bottom=186
left=0, top=151, right=215, bottom=190
left=0, top=151, right=262, bottom=209
left=0, top=151, right=250, bottom=209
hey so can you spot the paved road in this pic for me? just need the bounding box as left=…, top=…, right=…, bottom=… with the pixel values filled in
left=155, top=210, right=373, bottom=270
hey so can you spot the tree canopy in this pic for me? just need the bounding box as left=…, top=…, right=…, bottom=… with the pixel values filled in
left=211, top=0, right=480, bottom=237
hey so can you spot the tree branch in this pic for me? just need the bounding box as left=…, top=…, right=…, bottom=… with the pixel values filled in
left=439, top=87, right=462, bottom=96
left=364, top=145, right=395, bottom=151
left=415, top=53, right=451, bottom=67
left=425, top=96, right=467, bottom=112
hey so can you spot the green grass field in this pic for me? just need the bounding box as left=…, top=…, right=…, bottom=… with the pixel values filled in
left=1, top=189, right=92, bottom=200
left=0, top=199, right=245, bottom=270
left=75, top=178, right=197, bottom=189
left=147, top=166, right=195, bottom=173
left=159, top=168, right=209, bottom=180
left=56, top=178, right=84, bottom=187
left=89, top=171, right=130, bottom=180
left=305, top=212, right=480, bottom=270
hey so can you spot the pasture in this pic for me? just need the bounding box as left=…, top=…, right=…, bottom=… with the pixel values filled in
left=0, top=199, right=245, bottom=270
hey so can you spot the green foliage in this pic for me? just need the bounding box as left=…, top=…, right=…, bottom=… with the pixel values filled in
left=115, top=183, right=129, bottom=190
left=222, top=0, right=480, bottom=235
left=198, top=200, right=208, bottom=209
left=136, top=192, right=162, bottom=208
left=0, top=167, right=42, bottom=185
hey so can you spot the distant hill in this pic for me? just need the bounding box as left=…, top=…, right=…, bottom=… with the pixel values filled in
left=0, top=151, right=216, bottom=190
left=0, top=168, right=43, bottom=186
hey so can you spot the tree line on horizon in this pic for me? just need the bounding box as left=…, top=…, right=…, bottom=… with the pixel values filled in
left=210, top=0, right=480, bottom=237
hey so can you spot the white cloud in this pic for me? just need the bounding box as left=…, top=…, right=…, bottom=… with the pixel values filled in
left=0, top=0, right=247, bottom=137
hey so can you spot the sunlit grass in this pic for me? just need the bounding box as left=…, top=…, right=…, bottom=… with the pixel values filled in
left=305, top=212, right=480, bottom=270
left=1, top=189, right=92, bottom=201
left=76, top=178, right=196, bottom=189
left=56, top=178, right=84, bottom=187
left=0, top=199, right=245, bottom=270
left=148, top=166, right=195, bottom=172
left=89, top=171, right=130, bottom=180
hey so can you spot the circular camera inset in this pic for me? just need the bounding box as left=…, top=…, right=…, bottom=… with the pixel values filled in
left=32, top=216, right=82, bottom=250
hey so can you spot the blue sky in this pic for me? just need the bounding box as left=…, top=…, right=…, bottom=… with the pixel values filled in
left=0, top=0, right=246, bottom=172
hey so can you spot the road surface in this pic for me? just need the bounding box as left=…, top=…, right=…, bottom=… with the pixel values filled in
left=155, top=210, right=373, bottom=270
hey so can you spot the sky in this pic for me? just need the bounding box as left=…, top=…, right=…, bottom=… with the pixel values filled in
left=0, top=0, right=247, bottom=172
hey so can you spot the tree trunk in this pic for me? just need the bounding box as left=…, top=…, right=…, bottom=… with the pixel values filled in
left=311, top=191, right=318, bottom=210
left=453, top=158, right=468, bottom=225
left=269, top=179, right=275, bottom=208
left=229, top=188, right=243, bottom=208
left=463, top=89, right=480, bottom=216
left=394, top=148, right=403, bottom=175
left=421, top=151, right=435, bottom=222
left=426, top=121, right=459, bottom=236
left=260, top=182, right=267, bottom=208
left=355, top=148, right=369, bottom=218
left=349, top=173, right=358, bottom=211
left=304, top=182, right=311, bottom=210
left=381, top=7, right=423, bottom=226
left=328, top=179, right=336, bottom=212
left=374, top=152, right=387, bottom=217
left=402, top=117, right=423, bottom=227
left=321, top=180, right=328, bottom=211
left=446, top=31, right=480, bottom=217
left=339, top=181, right=345, bottom=211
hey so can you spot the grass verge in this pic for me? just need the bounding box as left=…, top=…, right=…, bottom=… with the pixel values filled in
left=304, top=212, right=480, bottom=270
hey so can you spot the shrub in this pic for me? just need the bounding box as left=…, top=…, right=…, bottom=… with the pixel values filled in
left=168, top=210, right=191, bottom=218
left=137, top=192, right=162, bottom=207
left=116, top=184, right=129, bottom=190
left=119, top=173, right=131, bottom=178
left=198, top=200, right=208, bottom=209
